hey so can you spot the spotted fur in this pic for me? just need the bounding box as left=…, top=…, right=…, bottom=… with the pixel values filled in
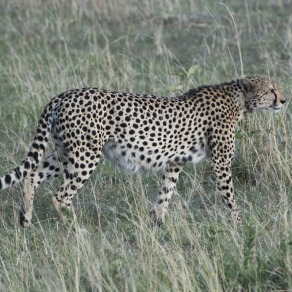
left=0, top=76, right=285, bottom=226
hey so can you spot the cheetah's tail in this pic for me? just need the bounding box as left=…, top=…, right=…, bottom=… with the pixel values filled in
left=0, top=106, right=53, bottom=190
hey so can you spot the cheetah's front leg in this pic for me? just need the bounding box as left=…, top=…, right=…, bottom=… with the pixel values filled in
left=211, top=159, right=242, bottom=224
left=152, top=164, right=182, bottom=226
left=209, top=127, right=242, bottom=224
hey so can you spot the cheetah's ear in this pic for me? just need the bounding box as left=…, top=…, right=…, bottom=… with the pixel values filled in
left=239, top=77, right=254, bottom=93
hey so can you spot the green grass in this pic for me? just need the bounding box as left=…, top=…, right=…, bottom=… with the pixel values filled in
left=0, top=0, right=292, bottom=290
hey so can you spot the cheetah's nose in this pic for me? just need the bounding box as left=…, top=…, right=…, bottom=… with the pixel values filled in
left=280, top=99, right=286, bottom=104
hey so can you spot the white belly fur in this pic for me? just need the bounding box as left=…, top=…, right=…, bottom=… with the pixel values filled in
left=102, top=140, right=207, bottom=173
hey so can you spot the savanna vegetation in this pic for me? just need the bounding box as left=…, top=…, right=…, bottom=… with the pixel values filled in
left=0, top=0, right=291, bottom=290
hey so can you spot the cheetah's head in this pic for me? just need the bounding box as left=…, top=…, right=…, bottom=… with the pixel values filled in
left=240, top=76, right=286, bottom=113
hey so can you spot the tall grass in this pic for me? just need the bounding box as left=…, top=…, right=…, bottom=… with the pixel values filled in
left=0, top=0, right=291, bottom=290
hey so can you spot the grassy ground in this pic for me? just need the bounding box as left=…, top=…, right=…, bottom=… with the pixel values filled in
left=0, top=0, right=291, bottom=290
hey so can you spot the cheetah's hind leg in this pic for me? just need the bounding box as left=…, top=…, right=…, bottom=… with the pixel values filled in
left=20, top=150, right=65, bottom=227
left=52, top=147, right=101, bottom=223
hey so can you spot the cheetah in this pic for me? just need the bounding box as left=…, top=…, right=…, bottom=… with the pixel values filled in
left=0, top=76, right=285, bottom=226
